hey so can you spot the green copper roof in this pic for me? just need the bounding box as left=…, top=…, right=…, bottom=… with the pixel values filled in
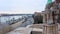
left=47, top=0, right=52, bottom=4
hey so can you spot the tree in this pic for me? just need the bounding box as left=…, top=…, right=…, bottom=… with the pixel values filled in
left=32, top=14, right=43, bottom=24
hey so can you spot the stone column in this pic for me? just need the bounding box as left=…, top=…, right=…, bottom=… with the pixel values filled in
left=47, top=12, right=53, bottom=24
left=43, top=14, right=47, bottom=24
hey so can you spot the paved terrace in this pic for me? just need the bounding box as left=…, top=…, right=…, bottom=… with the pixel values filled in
left=6, top=24, right=44, bottom=34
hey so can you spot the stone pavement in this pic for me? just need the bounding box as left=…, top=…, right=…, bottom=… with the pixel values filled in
left=6, top=24, right=43, bottom=34
left=6, top=27, right=32, bottom=34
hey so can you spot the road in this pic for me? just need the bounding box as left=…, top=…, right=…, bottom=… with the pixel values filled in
left=20, top=17, right=34, bottom=27
left=0, top=18, right=25, bottom=34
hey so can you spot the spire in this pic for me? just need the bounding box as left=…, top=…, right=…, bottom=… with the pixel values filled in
left=47, top=0, right=52, bottom=4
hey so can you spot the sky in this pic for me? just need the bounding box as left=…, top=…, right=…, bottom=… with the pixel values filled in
left=0, top=0, right=54, bottom=14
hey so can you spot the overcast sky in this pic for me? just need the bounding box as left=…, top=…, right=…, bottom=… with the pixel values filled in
left=0, top=0, right=53, bottom=14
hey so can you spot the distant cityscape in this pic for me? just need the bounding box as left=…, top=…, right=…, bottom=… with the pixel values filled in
left=0, top=14, right=33, bottom=25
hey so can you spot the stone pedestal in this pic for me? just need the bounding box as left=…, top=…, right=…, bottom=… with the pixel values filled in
left=43, top=24, right=58, bottom=34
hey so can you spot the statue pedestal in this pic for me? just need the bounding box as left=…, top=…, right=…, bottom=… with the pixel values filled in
left=43, top=24, right=58, bottom=34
